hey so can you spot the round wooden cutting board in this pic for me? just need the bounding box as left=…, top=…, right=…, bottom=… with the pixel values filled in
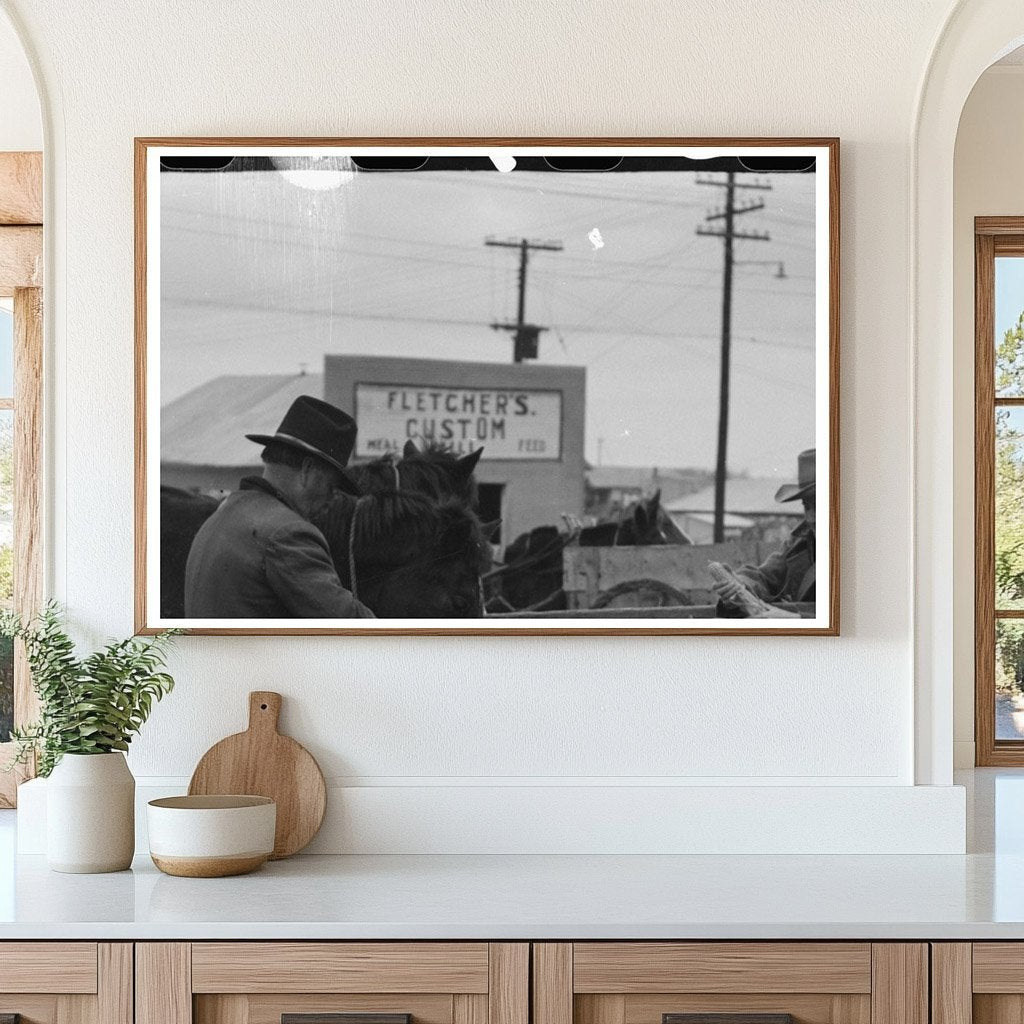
left=188, top=691, right=327, bottom=859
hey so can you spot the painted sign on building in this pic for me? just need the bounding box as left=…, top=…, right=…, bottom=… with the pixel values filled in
left=354, top=383, right=563, bottom=460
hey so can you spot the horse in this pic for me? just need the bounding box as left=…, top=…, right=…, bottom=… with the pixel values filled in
left=159, top=485, right=222, bottom=618
left=158, top=477, right=492, bottom=620
left=312, top=490, right=492, bottom=617
left=351, top=440, right=482, bottom=508
left=495, top=525, right=568, bottom=612
left=579, top=490, right=692, bottom=546
left=488, top=490, right=692, bottom=612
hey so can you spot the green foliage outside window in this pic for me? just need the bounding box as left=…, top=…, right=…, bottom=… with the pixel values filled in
left=997, top=621, right=1024, bottom=694
left=996, top=311, right=1024, bottom=692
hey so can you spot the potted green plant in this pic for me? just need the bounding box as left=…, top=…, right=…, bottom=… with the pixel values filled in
left=2, top=603, right=178, bottom=873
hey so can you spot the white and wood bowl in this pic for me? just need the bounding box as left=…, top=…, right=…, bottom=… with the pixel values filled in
left=147, top=795, right=276, bottom=877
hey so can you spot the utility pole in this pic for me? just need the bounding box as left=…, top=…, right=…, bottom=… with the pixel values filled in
left=486, top=236, right=563, bottom=362
left=696, top=172, right=771, bottom=543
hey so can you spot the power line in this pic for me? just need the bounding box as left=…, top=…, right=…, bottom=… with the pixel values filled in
left=163, top=216, right=812, bottom=282
left=397, top=171, right=713, bottom=209
left=164, top=294, right=809, bottom=352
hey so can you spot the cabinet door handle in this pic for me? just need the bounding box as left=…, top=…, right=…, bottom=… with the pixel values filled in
left=283, top=1015, right=411, bottom=1024
left=664, top=1016, right=794, bottom=1024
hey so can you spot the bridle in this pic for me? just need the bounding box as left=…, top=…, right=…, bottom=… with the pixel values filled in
left=346, top=495, right=372, bottom=602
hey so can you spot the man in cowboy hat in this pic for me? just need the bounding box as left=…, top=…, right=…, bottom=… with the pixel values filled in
left=184, top=395, right=374, bottom=619
left=710, top=448, right=816, bottom=617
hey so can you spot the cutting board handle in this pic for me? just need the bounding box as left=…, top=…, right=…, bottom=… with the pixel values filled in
left=248, top=691, right=282, bottom=734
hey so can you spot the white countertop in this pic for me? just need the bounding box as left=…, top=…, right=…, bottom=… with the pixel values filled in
left=1, top=769, right=1021, bottom=941
left=0, top=849, right=1021, bottom=940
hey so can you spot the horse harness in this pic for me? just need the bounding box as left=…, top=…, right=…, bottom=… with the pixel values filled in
left=346, top=495, right=373, bottom=603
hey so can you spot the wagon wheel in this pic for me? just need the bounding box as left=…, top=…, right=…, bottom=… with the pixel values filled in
left=591, top=578, right=691, bottom=610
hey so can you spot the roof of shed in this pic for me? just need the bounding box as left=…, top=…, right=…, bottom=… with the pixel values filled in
left=666, top=477, right=802, bottom=517
left=161, top=373, right=324, bottom=467
left=586, top=465, right=706, bottom=490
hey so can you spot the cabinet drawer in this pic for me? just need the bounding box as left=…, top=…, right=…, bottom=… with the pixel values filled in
left=139, top=942, right=528, bottom=1024
left=534, top=944, right=925, bottom=1024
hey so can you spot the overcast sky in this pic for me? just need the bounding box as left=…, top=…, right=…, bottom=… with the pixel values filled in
left=160, top=159, right=818, bottom=477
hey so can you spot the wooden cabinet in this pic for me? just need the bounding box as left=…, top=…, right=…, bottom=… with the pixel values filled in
left=532, top=944, right=928, bottom=1024
left=0, top=942, right=132, bottom=1024
left=0, top=938, right=951, bottom=1024
left=136, top=944, right=528, bottom=1024
left=932, top=943, right=1024, bottom=1024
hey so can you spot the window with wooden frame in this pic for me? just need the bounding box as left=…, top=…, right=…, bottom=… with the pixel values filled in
left=0, top=151, right=43, bottom=806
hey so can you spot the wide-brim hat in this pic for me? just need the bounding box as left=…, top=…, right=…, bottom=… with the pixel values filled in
left=247, top=395, right=361, bottom=496
left=775, top=447, right=816, bottom=504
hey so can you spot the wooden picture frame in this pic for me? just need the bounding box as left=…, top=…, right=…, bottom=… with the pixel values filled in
left=135, top=137, right=839, bottom=636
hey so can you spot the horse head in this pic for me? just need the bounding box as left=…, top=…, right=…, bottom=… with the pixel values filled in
left=315, top=490, right=490, bottom=618
left=614, top=489, right=693, bottom=546
left=396, top=440, right=482, bottom=507
left=350, top=441, right=483, bottom=510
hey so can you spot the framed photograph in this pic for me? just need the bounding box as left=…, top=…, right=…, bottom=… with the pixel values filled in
left=135, top=137, right=839, bottom=635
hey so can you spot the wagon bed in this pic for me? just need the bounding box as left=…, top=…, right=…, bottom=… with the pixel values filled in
left=561, top=538, right=770, bottom=610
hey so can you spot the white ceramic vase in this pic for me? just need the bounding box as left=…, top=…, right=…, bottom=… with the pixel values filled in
left=46, top=752, right=135, bottom=873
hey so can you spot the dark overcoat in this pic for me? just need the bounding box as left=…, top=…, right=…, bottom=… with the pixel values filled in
left=184, top=477, right=373, bottom=619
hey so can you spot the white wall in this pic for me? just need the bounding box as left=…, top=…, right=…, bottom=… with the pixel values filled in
left=952, top=65, right=1024, bottom=767
left=0, top=12, right=39, bottom=152
left=0, top=0, right=973, bottom=852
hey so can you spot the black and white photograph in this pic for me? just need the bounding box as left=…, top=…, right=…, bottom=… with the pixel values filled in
left=137, top=141, right=838, bottom=634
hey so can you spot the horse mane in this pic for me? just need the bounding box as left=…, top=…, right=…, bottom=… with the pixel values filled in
left=353, top=491, right=443, bottom=569
left=314, top=491, right=491, bottom=594
left=314, top=492, right=431, bottom=586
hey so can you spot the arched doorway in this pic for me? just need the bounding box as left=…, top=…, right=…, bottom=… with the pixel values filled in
left=914, top=2, right=1024, bottom=784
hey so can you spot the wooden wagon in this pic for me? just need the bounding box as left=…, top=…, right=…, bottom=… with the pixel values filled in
left=561, top=538, right=769, bottom=610
left=486, top=537, right=814, bottom=619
